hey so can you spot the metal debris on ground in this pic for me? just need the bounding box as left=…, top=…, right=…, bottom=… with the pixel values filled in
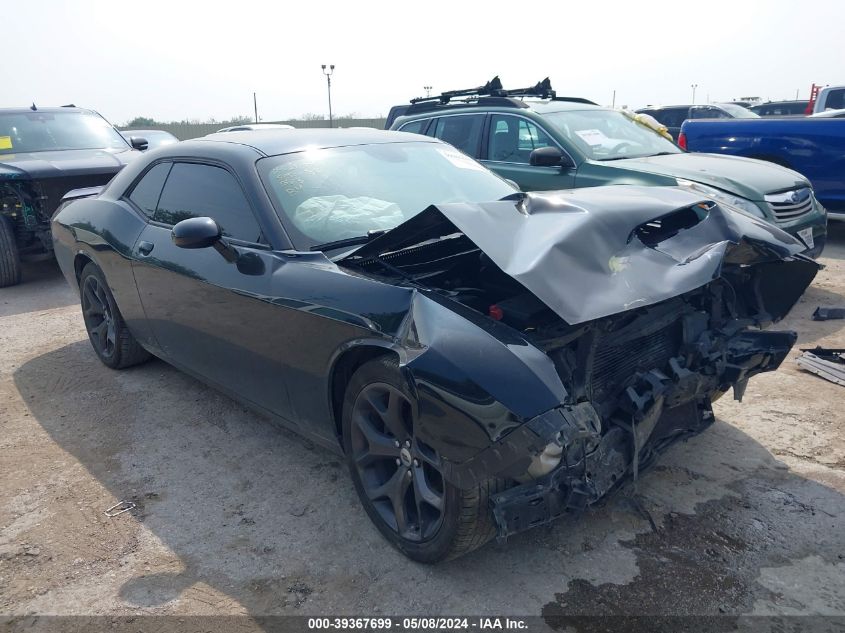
left=104, top=500, right=136, bottom=517
left=796, top=347, right=845, bottom=386
left=812, top=307, right=845, bottom=321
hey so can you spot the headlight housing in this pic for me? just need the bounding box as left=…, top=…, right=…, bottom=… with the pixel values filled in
left=675, top=179, right=766, bottom=219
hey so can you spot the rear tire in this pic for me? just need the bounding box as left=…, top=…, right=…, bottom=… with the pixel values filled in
left=80, top=263, right=151, bottom=369
left=342, top=355, right=504, bottom=563
left=0, top=216, right=22, bottom=288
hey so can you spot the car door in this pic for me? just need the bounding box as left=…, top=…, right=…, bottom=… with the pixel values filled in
left=428, top=114, right=485, bottom=157
left=129, top=160, right=296, bottom=423
left=480, top=113, right=576, bottom=191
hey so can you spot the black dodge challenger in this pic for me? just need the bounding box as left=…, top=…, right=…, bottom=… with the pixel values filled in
left=52, top=129, right=818, bottom=562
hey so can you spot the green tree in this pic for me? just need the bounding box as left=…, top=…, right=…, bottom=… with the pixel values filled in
left=126, top=116, right=156, bottom=127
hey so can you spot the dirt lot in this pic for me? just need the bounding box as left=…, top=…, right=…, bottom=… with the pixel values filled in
left=2, top=223, right=844, bottom=625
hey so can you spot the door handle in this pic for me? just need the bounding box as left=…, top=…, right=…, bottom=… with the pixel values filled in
left=137, top=241, right=154, bottom=256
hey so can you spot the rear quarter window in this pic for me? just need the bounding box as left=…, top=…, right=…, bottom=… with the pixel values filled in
left=398, top=119, right=430, bottom=135
left=127, top=162, right=172, bottom=218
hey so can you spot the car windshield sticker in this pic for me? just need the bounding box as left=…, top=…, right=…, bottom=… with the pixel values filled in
left=0, top=136, right=13, bottom=150
left=574, top=129, right=610, bottom=146
left=436, top=147, right=485, bottom=171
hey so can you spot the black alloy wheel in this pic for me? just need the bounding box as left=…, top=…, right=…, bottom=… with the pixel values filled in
left=349, top=381, right=446, bottom=542
left=82, top=273, right=117, bottom=359
left=79, top=263, right=151, bottom=369
left=342, top=356, right=504, bottom=563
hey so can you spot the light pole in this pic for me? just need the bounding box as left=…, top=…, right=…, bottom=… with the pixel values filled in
left=322, top=64, right=335, bottom=127
left=424, top=85, right=432, bottom=98
left=691, top=83, right=699, bottom=104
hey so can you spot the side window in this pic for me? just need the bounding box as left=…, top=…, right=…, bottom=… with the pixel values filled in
left=398, top=119, right=429, bottom=135
left=432, top=115, right=484, bottom=157
left=826, top=89, right=845, bottom=110
left=127, top=162, right=171, bottom=218
left=646, top=108, right=689, bottom=127
left=691, top=106, right=729, bottom=120
left=155, top=163, right=263, bottom=243
left=488, top=115, right=554, bottom=163
left=663, top=108, right=690, bottom=128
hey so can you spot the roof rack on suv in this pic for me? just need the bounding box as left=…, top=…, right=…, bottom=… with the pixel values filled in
left=403, top=77, right=597, bottom=117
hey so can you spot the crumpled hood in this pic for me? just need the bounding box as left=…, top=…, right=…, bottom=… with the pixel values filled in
left=611, top=153, right=808, bottom=200
left=343, top=186, right=816, bottom=325
left=0, top=148, right=139, bottom=181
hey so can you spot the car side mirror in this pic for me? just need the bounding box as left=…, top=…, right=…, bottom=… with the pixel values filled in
left=172, top=217, right=222, bottom=249
left=529, top=146, right=572, bottom=169
left=130, top=136, right=149, bottom=151
left=172, top=217, right=239, bottom=263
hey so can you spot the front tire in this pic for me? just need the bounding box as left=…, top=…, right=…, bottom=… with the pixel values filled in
left=0, top=216, right=22, bottom=288
left=79, top=263, right=151, bottom=369
left=342, top=356, right=503, bottom=563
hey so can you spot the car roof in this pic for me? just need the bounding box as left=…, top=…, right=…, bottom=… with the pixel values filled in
left=217, top=123, right=296, bottom=132
left=525, top=100, right=604, bottom=113
left=185, top=128, right=439, bottom=157
left=638, top=105, right=695, bottom=110
left=0, top=106, right=96, bottom=115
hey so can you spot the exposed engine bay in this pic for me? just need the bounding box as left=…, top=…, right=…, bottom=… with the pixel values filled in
left=1, top=173, right=119, bottom=260
left=341, top=190, right=819, bottom=538
left=0, top=181, right=53, bottom=256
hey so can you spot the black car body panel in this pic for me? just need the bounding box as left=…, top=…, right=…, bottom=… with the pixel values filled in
left=51, top=130, right=818, bottom=541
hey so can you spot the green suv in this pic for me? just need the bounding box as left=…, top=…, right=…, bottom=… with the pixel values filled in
left=389, top=79, right=827, bottom=257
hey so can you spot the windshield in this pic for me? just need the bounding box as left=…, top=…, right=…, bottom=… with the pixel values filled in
left=717, top=103, right=760, bottom=119
left=0, top=111, right=129, bottom=154
left=258, top=141, right=516, bottom=250
left=541, top=109, right=682, bottom=161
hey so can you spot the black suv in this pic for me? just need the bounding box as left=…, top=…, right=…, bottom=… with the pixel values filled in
left=636, top=103, right=760, bottom=138
left=0, top=106, right=143, bottom=286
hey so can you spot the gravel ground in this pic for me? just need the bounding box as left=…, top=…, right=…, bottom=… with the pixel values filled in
left=1, top=223, right=844, bottom=626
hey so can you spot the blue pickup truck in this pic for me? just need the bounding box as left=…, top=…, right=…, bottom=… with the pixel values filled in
left=680, top=118, right=845, bottom=224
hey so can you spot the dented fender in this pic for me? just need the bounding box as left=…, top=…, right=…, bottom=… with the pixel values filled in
left=398, top=290, right=569, bottom=467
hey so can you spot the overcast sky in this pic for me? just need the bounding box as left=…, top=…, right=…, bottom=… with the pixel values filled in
left=6, top=0, right=843, bottom=124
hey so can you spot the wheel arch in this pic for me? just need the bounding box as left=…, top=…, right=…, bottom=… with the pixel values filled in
left=329, top=342, right=401, bottom=444
left=73, top=251, right=95, bottom=284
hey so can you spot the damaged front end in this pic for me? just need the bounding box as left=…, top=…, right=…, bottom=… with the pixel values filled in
left=340, top=186, right=818, bottom=540
left=0, top=180, right=54, bottom=257
left=489, top=300, right=799, bottom=539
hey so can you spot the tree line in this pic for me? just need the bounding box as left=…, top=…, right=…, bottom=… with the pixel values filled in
left=124, top=112, right=367, bottom=127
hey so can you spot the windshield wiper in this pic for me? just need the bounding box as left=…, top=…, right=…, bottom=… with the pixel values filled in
left=310, top=229, right=388, bottom=252
left=598, top=151, right=678, bottom=162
